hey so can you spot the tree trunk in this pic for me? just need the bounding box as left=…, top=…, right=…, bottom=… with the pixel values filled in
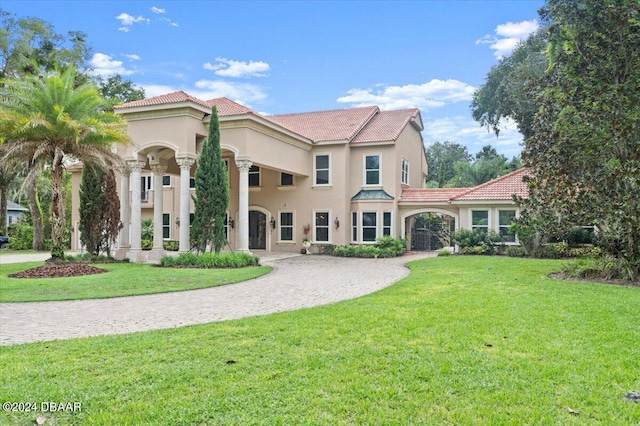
left=49, top=149, right=65, bottom=260
left=25, top=167, right=45, bottom=251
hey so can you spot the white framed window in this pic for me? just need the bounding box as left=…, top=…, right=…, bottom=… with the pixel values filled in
left=314, top=211, right=330, bottom=242
left=162, top=213, right=171, bottom=239
left=141, top=175, right=152, bottom=202
left=280, top=173, right=294, bottom=186
left=364, top=155, right=381, bottom=185
left=471, top=210, right=489, bottom=234
left=401, top=159, right=409, bottom=185
left=314, top=154, right=330, bottom=186
left=224, top=212, right=230, bottom=241
left=351, top=211, right=358, bottom=243
left=249, top=165, right=260, bottom=187
left=162, top=175, right=171, bottom=186
left=383, top=212, right=392, bottom=237
left=498, top=210, right=517, bottom=243
left=279, top=211, right=294, bottom=242
left=362, top=212, right=377, bottom=242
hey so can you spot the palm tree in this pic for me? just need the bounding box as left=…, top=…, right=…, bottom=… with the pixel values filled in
left=0, top=67, right=129, bottom=261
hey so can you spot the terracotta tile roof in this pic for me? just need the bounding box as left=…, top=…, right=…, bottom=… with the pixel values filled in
left=399, top=169, right=530, bottom=203
left=351, top=109, right=420, bottom=143
left=399, top=188, right=470, bottom=203
left=114, top=91, right=212, bottom=110
left=263, top=106, right=379, bottom=142
left=205, top=98, right=253, bottom=116
left=451, top=168, right=530, bottom=201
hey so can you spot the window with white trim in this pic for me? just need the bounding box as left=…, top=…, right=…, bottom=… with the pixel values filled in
left=314, top=154, right=330, bottom=185
left=315, top=211, right=330, bottom=242
left=471, top=210, right=489, bottom=234
left=279, top=211, right=294, bottom=241
left=249, top=165, right=260, bottom=187
left=141, top=175, right=152, bottom=202
left=498, top=210, right=516, bottom=243
left=401, top=159, right=409, bottom=185
left=364, top=155, right=380, bottom=185
left=162, top=213, right=170, bottom=239
left=383, top=212, right=392, bottom=237
left=351, top=212, right=358, bottom=243
left=362, top=212, right=377, bottom=242
left=280, top=173, right=294, bottom=186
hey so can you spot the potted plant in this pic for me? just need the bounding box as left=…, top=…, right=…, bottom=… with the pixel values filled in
left=301, top=224, right=312, bottom=253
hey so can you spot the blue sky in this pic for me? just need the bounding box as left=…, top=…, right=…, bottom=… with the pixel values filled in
left=3, top=0, right=544, bottom=157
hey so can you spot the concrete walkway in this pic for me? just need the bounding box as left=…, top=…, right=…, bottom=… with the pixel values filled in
left=0, top=252, right=435, bottom=346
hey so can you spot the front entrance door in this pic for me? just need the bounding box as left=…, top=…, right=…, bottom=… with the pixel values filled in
left=249, top=210, right=266, bottom=250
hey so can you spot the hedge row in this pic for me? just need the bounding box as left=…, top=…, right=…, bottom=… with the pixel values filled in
left=159, top=252, right=259, bottom=268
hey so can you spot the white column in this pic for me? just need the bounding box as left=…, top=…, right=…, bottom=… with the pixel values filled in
left=127, top=160, right=144, bottom=254
left=151, top=164, right=167, bottom=251
left=235, top=157, right=252, bottom=253
left=118, top=166, right=130, bottom=249
left=177, top=158, right=195, bottom=252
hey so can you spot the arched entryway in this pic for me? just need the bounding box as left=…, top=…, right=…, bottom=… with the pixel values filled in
left=400, top=208, right=460, bottom=252
left=249, top=210, right=267, bottom=250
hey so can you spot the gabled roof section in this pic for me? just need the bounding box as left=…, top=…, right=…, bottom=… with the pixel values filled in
left=399, top=188, right=470, bottom=203
left=205, top=98, right=254, bottom=116
left=399, top=169, right=530, bottom=203
left=263, top=106, right=379, bottom=143
left=451, top=168, right=530, bottom=201
left=114, top=90, right=212, bottom=110
left=351, top=108, right=421, bottom=143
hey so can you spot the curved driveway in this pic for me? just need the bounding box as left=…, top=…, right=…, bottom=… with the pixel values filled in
left=0, top=253, right=434, bottom=346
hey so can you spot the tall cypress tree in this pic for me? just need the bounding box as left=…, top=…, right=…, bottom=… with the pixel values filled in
left=191, top=105, right=229, bottom=253
left=79, top=164, right=122, bottom=256
left=79, top=164, right=105, bottom=255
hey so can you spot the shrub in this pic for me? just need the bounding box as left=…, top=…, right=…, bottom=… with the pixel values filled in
left=451, top=229, right=484, bottom=248
left=163, top=240, right=179, bottom=251
left=6, top=223, right=33, bottom=250
left=566, top=227, right=596, bottom=246
left=316, top=244, right=336, bottom=255
left=437, top=248, right=452, bottom=256
left=332, top=237, right=406, bottom=258
left=460, top=245, right=492, bottom=255
left=567, top=246, right=603, bottom=259
left=374, top=236, right=406, bottom=256
left=142, top=239, right=153, bottom=250
left=532, top=242, right=569, bottom=259
left=451, top=229, right=503, bottom=255
left=505, top=246, right=527, bottom=257
left=159, top=252, right=259, bottom=268
left=563, top=255, right=636, bottom=282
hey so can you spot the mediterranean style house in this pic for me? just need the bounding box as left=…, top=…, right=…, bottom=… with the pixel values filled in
left=68, top=91, right=528, bottom=261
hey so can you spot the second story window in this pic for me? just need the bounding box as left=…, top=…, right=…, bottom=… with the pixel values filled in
left=314, top=154, right=330, bottom=185
left=365, top=155, right=380, bottom=185
left=249, top=165, right=260, bottom=187
left=280, top=173, right=294, bottom=186
left=401, top=159, right=409, bottom=185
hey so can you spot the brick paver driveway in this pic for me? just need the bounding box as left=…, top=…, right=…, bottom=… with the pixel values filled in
left=0, top=253, right=435, bottom=345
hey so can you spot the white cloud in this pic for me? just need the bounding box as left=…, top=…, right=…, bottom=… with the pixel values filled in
left=193, top=79, right=267, bottom=105
left=476, top=19, right=539, bottom=59
left=125, top=54, right=140, bottom=61
left=151, top=6, right=165, bottom=14
left=336, top=79, right=476, bottom=111
left=90, top=53, right=135, bottom=76
left=116, top=12, right=150, bottom=31
left=423, top=116, right=523, bottom=157
left=204, top=57, right=270, bottom=78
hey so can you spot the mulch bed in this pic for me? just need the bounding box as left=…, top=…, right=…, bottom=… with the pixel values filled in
left=549, top=272, right=640, bottom=288
left=8, top=263, right=108, bottom=279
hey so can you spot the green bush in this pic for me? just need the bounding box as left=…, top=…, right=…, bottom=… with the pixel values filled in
left=437, top=248, right=452, bottom=256
left=159, top=252, right=259, bottom=268
left=532, top=242, right=569, bottom=259
left=452, top=229, right=504, bottom=255
left=374, top=236, right=406, bottom=256
left=141, top=239, right=153, bottom=250
left=6, top=223, right=33, bottom=250
left=567, top=246, right=603, bottom=259
left=563, top=255, right=635, bottom=282
left=451, top=229, right=484, bottom=248
left=505, top=246, right=527, bottom=257
left=460, top=245, right=492, bottom=255
left=163, top=240, right=179, bottom=251
left=332, top=237, right=406, bottom=258
left=316, top=244, right=336, bottom=255
left=566, top=227, right=596, bottom=246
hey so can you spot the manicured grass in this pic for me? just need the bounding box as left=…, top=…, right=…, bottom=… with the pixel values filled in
left=1, top=256, right=639, bottom=425
left=0, top=262, right=271, bottom=302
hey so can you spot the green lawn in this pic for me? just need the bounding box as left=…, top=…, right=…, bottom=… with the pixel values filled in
left=1, top=256, right=639, bottom=425
left=0, top=262, right=271, bottom=302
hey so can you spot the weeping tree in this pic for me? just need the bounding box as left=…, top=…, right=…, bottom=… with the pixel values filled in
left=191, top=105, right=229, bottom=253
left=0, top=67, right=129, bottom=261
left=79, top=163, right=122, bottom=256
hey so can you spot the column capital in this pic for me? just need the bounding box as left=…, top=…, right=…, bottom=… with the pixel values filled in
left=235, top=157, right=253, bottom=172
left=176, top=157, right=196, bottom=170
left=126, top=159, right=145, bottom=173
left=118, top=165, right=131, bottom=177
left=150, top=164, right=168, bottom=176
